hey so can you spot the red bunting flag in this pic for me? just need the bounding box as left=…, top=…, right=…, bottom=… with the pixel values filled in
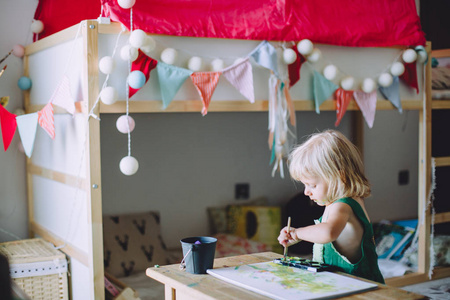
left=190, top=72, right=222, bottom=116
left=0, top=105, right=17, bottom=151
left=288, top=46, right=306, bottom=88
left=38, top=102, right=55, bottom=139
left=400, top=62, right=419, bottom=94
left=335, top=88, right=353, bottom=127
left=129, top=50, right=158, bottom=98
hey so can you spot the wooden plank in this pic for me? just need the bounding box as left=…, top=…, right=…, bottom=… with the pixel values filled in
left=28, top=163, right=89, bottom=190
left=417, top=41, right=433, bottom=276
left=434, top=156, right=450, bottom=167
left=27, top=101, right=86, bottom=114
left=432, top=49, right=450, bottom=58
left=431, top=266, right=450, bottom=279
left=99, top=99, right=423, bottom=114
left=384, top=272, right=429, bottom=287
left=30, top=221, right=89, bottom=267
left=83, top=19, right=105, bottom=300
left=431, top=101, right=450, bottom=109
left=98, top=22, right=124, bottom=35
left=25, top=23, right=81, bottom=56
left=434, top=212, right=450, bottom=224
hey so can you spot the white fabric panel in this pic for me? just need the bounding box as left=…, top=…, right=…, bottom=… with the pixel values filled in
left=28, top=36, right=84, bottom=105
left=31, top=114, right=87, bottom=177
left=32, top=176, right=89, bottom=253
left=70, top=258, right=94, bottom=300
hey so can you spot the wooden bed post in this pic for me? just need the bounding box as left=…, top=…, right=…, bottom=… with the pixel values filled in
left=417, top=41, right=432, bottom=278
left=82, top=19, right=105, bottom=300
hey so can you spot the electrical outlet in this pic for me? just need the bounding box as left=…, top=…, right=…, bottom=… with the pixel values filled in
left=235, top=183, right=250, bottom=199
left=398, top=170, right=409, bottom=185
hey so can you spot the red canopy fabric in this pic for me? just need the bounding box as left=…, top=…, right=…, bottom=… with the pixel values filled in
left=101, top=0, right=425, bottom=47
left=34, top=0, right=425, bottom=47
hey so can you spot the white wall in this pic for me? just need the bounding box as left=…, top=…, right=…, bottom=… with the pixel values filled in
left=0, top=0, right=38, bottom=242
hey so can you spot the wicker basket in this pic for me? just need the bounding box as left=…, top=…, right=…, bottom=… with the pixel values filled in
left=0, top=238, right=69, bottom=300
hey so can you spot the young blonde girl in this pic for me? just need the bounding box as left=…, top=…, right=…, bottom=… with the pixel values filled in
left=278, top=130, right=384, bottom=284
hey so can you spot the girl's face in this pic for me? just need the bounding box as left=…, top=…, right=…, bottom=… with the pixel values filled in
left=301, top=176, right=330, bottom=206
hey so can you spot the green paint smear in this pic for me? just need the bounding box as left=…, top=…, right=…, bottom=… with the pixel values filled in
left=247, top=262, right=340, bottom=293
left=187, top=283, right=198, bottom=287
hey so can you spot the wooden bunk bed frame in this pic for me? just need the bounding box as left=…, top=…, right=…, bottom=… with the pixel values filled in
left=22, top=20, right=441, bottom=299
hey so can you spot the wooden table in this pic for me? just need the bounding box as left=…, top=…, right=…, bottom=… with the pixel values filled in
left=146, top=252, right=426, bottom=300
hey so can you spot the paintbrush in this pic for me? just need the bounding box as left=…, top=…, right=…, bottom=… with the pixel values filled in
left=283, top=216, right=291, bottom=261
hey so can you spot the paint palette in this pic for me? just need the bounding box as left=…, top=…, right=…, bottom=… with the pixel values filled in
left=273, top=257, right=336, bottom=272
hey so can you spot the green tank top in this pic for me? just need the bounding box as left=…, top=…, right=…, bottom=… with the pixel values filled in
left=313, top=197, right=385, bottom=284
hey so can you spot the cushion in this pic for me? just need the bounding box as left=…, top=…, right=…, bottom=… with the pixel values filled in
left=432, top=67, right=450, bottom=90
left=213, top=233, right=272, bottom=258
left=103, top=211, right=170, bottom=277
left=207, top=196, right=268, bottom=235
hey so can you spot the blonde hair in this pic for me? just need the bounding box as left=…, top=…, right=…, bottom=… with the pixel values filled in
left=289, top=130, right=371, bottom=202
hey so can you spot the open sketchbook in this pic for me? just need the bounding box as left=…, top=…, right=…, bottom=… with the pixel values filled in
left=207, top=261, right=378, bottom=300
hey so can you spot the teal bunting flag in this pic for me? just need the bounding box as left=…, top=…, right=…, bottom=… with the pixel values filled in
left=313, top=71, right=338, bottom=114
left=156, top=62, right=193, bottom=109
left=250, top=41, right=279, bottom=77
left=379, top=76, right=402, bottom=113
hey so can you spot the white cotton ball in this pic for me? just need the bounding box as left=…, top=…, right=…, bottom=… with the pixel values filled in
left=140, top=36, right=156, bottom=53
left=361, top=78, right=376, bottom=93
left=210, top=59, right=225, bottom=71
left=402, top=49, right=417, bottom=63
left=323, top=64, right=338, bottom=80
left=118, top=0, right=136, bottom=9
left=31, top=20, right=44, bottom=34
left=12, top=45, right=25, bottom=58
left=390, top=62, right=405, bottom=76
left=116, top=115, right=135, bottom=134
left=13, top=108, right=25, bottom=116
left=297, top=39, right=314, bottom=56
left=188, top=56, right=202, bottom=72
left=99, top=56, right=115, bottom=74
left=129, top=29, right=148, bottom=49
left=120, top=45, right=139, bottom=61
left=283, top=48, right=297, bottom=64
left=340, top=76, right=354, bottom=91
left=378, top=72, right=393, bottom=87
left=307, top=48, right=321, bottom=63
left=415, top=46, right=428, bottom=64
left=100, top=86, right=118, bottom=105
left=120, top=156, right=139, bottom=176
left=160, top=48, right=177, bottom=65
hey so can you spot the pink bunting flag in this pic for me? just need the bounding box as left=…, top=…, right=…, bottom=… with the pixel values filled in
left=0, top=105, right=17, bottom=151
left=50, top=75, right=75, bottom=114
left=400, top=62, right=419, bottom=94
left=129, top=50, right=158, bottom=98
left=353, top=90, right=377, bottom=128
left=222, top=58, right=255, bottom=103
left=190, top=72, right=222, bottom=116
left=334, top=88, right=353, bottom=127
left=38, top=102, right=55, bottom=139
left=288, top=46, right=306, bottom=88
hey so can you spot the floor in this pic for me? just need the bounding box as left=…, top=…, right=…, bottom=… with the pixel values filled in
left=401, top=277, right=450, bottom=300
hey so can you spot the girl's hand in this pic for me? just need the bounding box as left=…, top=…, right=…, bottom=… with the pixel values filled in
left=277, top=226, right=300, bottom=247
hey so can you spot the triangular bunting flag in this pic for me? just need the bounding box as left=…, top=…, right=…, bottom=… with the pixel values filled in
left=400, top=62, right=419, bottom=94
left=379, top=76, right=402, bottom=113
left=190, top=72, right=222, bottom=116
left=354, top=90, right=377, bottom=128
left=334, top=88, right=353, bottom=127
left=38, top=102, right=55, bottom=139
left=288, top=46, right=306, bottom=88
left=250, top=41, right=279, bottom=77
left=313, top=71, right=338, bottom=114
left=222, top=58, right=255, bottom=103
left=50, top=74, right=75, bottom=114
left=129, top=50, right=158, bottom=98
left=157, top=62, right=193, bottom=109
left=16, top=113, right=38, bottom=157
left=0, top=105, right=17, bottom=151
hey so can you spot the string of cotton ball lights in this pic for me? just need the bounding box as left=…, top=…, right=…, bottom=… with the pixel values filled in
left=291, top=38, right=427, bottom=92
